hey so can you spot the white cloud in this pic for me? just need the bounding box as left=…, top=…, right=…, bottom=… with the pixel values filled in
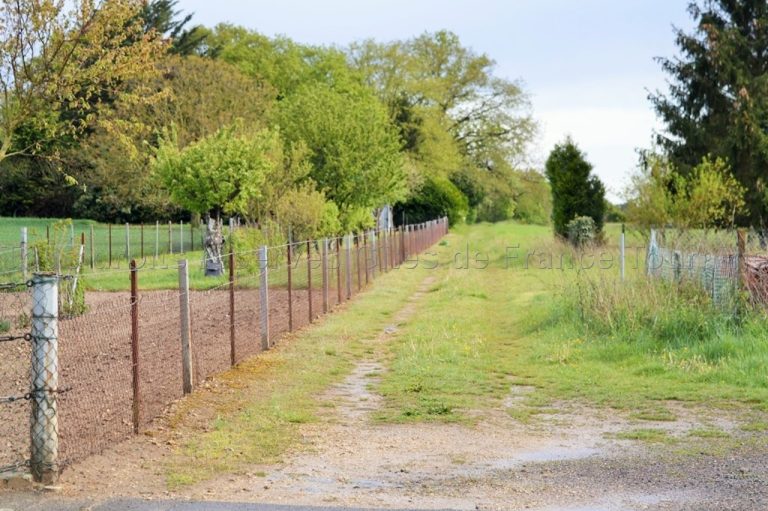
left=533, top=107, right=661, bottom=202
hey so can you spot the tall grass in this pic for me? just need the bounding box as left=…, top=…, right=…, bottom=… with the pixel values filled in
left=551, top=260, right=768, bottom=390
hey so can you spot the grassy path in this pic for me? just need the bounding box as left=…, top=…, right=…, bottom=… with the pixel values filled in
left=43, top=221, right=768, bottom=510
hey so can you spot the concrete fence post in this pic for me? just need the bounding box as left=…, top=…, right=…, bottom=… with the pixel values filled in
left=259, top=246, right=269, bottom=350
left=178, top=260, right=193, bottom=394
left=20, top=227, right=28, bottom=281
left=30, top=273, right=59, bottom=484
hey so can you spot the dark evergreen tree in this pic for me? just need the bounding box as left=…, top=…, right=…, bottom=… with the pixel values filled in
left=141, top=0, right=208, bottom=55
left=545, top=139, right=605, bottom=238
left=651, top=1, right=768, bottom=227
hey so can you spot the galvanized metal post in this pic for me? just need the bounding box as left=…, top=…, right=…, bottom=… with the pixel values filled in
left=178, top=260, right=193, bottom=394
left=30, top=273, right=59, bottom=484
left=371, top=230, right=377, bottom=279
left=345, top=234, right=352, bottom=300
left=336, top=238, right=342, bottom=304
left=287, top=243, right=293, bottom=331
left=130, top=260, right=140, bottom=433
left=321, top=238, right=329, bottom=313
left=259, top=246, right=269, bottom=350
left=20, top=227, right=28, bottom=281
left=307, top=240, right=313, bottom=322
left=125, top=223, right=130, bottom=261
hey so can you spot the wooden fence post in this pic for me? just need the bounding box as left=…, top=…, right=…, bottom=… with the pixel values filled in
left=229, top=251, right=236, bottom=364
left=178, top=260, right=193, bottom=394
left=322, top=238, right=329, bottom=314
left=287, top=242, right=293, bottom=331
left=307, top=240, right=313, bottom=323
left=130, top=260, right=140, bottom=433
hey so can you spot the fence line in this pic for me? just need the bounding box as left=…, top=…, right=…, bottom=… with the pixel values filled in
left=0, top=217, right=449, bottom=481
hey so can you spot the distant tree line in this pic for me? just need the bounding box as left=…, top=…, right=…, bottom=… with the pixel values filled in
left=0, top=0, right=551, bottom=236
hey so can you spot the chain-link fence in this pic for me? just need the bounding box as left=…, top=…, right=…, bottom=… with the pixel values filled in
left=0, top=218, right=448, bottom=482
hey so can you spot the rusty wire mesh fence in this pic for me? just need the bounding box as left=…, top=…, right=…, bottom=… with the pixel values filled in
left=0, top=218, right=448, bottom=479
left=645, top=227, right=768, bottom=308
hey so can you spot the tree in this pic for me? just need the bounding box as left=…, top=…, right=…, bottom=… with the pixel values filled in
left=140, top=0, right=208, bottom=55
left=278, top=81, right=406, bottom=227
left=545, top=139, right=606, bottom=238
left=0, top=0, right=165, bottom=163
left=394, top=175, right=468, bottom=226
left=651, top=1, right=768, bottom=227
left=153, top=124, right=282, bottom=218
left=625, top=153, right=745, bottom=230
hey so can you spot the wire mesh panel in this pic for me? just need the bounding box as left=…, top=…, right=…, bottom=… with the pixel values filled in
left=188, top=285, right=234, bottom=384
left=58, top=293, right=133, bottom=464
left=647, top=229, right=741, bottom=308
left=0, top=283, right=31, bottom=472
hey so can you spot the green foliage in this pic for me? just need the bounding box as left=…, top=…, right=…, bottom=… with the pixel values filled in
left=651, top=0, right=768, bottom=227
left=513, top=170, right=552, bottom=225
left=153, top=124, right=281, bottom=217
left=604, top=201, right=626, bottom=223
left=274, top=183, right=342, bottom=242
left=566, top=216, right=596, bottom=247
left=625, top=154, right=745, bottom=230
left=545, top=138, right=606, bottom=238
left=395, top=175, right=468, bottom=226
left=279, top=82, right=406, bottom=226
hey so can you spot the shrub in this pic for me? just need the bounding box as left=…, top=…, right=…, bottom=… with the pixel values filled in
left=395, top=175, right=468, bottom=225
left=566, top=216, right=596, bottom=247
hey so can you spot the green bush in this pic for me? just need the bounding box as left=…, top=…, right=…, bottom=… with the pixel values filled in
left=566, top=216, right=596, bottom=247
left=395, top=175, right=468, bottom=225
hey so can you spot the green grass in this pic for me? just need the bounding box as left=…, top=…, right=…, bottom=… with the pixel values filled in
left=157, top=220, right=768, bottom=488
left=375, top=221, right=768, bottom=423
left=163, top=251, right=433, bottom=487
left=0, top=216, right=203, bottom=265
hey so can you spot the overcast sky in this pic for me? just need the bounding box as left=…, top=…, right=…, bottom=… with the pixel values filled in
left=177, top=0, right=696, bottom=202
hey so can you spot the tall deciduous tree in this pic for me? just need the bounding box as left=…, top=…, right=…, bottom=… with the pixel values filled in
left=278, top=81, right=406, bottom=227
left=545, top=139, right=606, bottom=238
left=651, top=0, right=768, bottom=227
left=0, top=0, right=165, bottom=163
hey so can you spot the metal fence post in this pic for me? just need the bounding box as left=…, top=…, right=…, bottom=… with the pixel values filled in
left=307, top=240, right=313, bottom=323
left=154, top=221, right=159, bottom=267
left=108, top=224, right=112, bottom=268
left=322, top=238, right=329, bottom=314
left=180, top=221, right=184, bottom=254
left=140, top=224, right=144, bottom=260
left=259, top=246, right=269, bottom=350
left=178, top=260, right=193, bottom=394
left=336, top=238, right=342, bottom=304
left=287, top=243, right=293, bottom=331
left=168, top=221, right=173, bottom=255
left=737, top=229, right=746, bottom=292
left=345, top=234, right=352, bottom=300
left=89, top=225, right=95, bottom=270
left=371, top=230, right=378, bottom=279
left=30, top=273, right=59, bottom=484
left=363, top=233, right=369, bottom=285
left=125, top=223, right=130, bottom=261
left=620, top=224, right=626, bottom=281
left=20, top=227, right=28, bottom=281
left=229, top=251, right=236, bottom=363
left=130, top=260, right=140, bottom=434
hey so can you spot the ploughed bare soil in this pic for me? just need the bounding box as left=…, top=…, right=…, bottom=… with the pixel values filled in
left=2, top=278, right=767, bottom=510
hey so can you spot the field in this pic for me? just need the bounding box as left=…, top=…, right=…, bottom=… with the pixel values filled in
left=0, top=216, right=206, bottom=274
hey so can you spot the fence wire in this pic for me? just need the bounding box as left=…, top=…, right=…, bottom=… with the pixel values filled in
left=0, top=218, right=448, bottom=476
